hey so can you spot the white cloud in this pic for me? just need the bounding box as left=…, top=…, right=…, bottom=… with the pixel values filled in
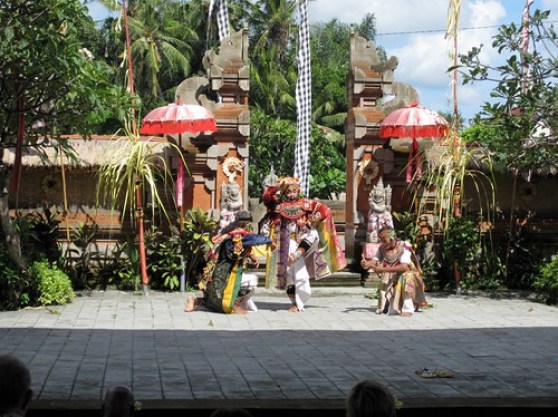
left=542, top=0, right=558, bottom=10
left=307, top=0, right=513, bottom=117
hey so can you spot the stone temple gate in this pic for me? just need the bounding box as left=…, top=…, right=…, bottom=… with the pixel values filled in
left=177, top=28, right=418, bottom=260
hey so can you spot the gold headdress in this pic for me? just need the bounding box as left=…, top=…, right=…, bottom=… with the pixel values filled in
left=277, top=176, right=300, bottom=195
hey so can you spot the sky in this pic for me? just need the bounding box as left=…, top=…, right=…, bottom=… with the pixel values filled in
left=87, top=0, right=558, bottom=122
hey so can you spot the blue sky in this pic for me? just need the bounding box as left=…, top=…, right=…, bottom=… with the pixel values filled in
left=87, top=0, right=558, bottom=122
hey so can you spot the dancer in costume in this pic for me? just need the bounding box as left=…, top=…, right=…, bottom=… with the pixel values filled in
left=184, top=212, right=271, bottom=314
left=361, top=226, right=426, bottom=316
left=262, top=177, right=346, bottom=312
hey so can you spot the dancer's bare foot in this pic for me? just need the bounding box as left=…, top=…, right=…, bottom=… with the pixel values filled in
left=184, top=295, right=197, bottom=312
left=401, top=312, right=412, bottom=317
left=234, top=306, right=248, bottom=314
left=288, top=305, right=300, bottom=313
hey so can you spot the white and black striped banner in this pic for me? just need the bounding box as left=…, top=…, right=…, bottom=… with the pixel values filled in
left=294, top=0, right=311, bottom=197
left=208, top=0, right=230, bottom=41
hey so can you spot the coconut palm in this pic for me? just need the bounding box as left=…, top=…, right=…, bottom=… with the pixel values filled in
left=100, top=0, right=199, bottom=103
left=242, top=0, right=297, bottom=62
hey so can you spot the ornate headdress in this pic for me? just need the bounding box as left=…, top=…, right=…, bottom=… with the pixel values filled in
left=277, top=176, right=300, bottom=195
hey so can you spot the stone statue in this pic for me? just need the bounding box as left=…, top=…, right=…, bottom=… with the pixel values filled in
left=219, top=182, right=243, bottom=231
left=416, top=215, right=435, bottom=266
left=261, top=166, right=279, bottom=191
left=258, top=167, right=279, bottom=236
left=366, top=178, right=394, bottom=243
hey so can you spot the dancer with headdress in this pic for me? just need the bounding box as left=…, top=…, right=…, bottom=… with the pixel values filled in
left=184, top=212, right=271, bottom=314
left=262, top=177, right=346, bottom=312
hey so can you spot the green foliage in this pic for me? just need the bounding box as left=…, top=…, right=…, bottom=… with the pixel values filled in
left=145, top=224, right=182, bottom=290
left=96, top=135, right=182, bottom=226
left=0, top=249, right=34, bottom=311
left=498, top=212, right=541, bottom=290
left=308, top=126, right=346, bottom=199
left=13, top=207, right=61, bottom=264
left=415, top=140, right=496, bottom=233
left=0, top=0, right=133, bottom=141
left=535, top=255, right=558, bottom=305
left=93, top=241, right=136, bottom=290
left=61, top=222, right=99, bottom=290
left=29, top=260, right=74, bottom=306
left=392, top=211, right=417, bottom=243
left=442, top=215, right=481, bottom=281
left=248, top=109, right=297, bottom=196
left=112, top=240, right=142, bottom=291
left=456, top=8, right=558, bottom=173
left=181, top=208, right=217, bottom=288
left=249, top=109, right=346, bottom=199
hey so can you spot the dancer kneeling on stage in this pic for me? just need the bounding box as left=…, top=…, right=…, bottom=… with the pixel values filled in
left=184, top=212, right=271, bottom=314
left=361, top=225, right=426, bottom=316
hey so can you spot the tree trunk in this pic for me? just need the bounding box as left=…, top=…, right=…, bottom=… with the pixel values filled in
left=0, top=164, right=27, bottom=271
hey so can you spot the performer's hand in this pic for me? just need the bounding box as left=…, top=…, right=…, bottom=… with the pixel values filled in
left=212, top=233, right=229, bottom=244
left=249, top=255, right=260, bottom=269
left=288, top=249, right=304, bottom=265
left=360, top=254, right=371, bottom=270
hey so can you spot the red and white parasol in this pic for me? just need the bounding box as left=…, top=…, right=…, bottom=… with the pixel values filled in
left=380, top=102, right=449, bottom=182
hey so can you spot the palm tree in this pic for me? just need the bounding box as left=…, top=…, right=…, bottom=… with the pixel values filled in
left=100, top=0, right=199, bottom=104
left=250, top=44, right=296, bottom=117
left=242, top=0, right=297, bottom=63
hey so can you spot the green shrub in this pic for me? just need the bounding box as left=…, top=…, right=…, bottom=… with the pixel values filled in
left=0, top=249, right=35, bottom=311
left=535, top=256, right=558, bottom=305
left=29, top=260, right=74, bottom=306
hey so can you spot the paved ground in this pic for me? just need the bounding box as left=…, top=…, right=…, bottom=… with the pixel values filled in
left=1, top=288, right=557, bottom=412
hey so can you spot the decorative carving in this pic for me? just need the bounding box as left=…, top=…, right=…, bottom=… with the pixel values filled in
left=358, top=158, right=381, bottom=186
left=222, top=156, right=244, bottom=184
left=366, top=178, right=393, bottom=243
left=219, top=181, right=243, bottom=231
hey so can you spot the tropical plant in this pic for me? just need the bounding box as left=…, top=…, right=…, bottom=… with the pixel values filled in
left=112, top=239, right=142, bottom=291
left=62, top=221, right=100, bottom=290
left=180, top=208, right=217, bottom=288
left=249, top=109, right=346, bottom=199
left=96, top=131, right=181, bottom=226
left=128, top=0, right=198, bottom=101
left=243, top=0, right=297, bottom=62
left=441, top=215, right=482, bottom=290
left=14, top=207, right=62, bottom=264
left=0, top=0, right=133, bottom=270
left=145, top=223, right=182, bottom=290
left=0, top=249, right=33, bottom=311
left=310, top=16, right=380, bottom=128
left=392, top=211, right=417, bottom=243
left=29, top=260, right=74, bottom=306
left=250, top=44, right=297, bottom=117
left=535, top=255, right=558, bottom=305
left=417, top=137, right=497, bottom=234
left=456, top=8, right=558, bottom=173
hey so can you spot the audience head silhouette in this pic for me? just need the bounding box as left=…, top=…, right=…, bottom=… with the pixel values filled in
left=346, top=380, right=396, bottom=417
left=0, top=354, right=33, bottom=417
left=102, top=386, right=135, bottom=417
left=210, top=407, right=254, bottom=417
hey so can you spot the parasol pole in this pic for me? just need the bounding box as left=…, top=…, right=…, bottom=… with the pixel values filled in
left=177, top=157, right=186, bottom=293
left=123, top=0, right=149, bottom=294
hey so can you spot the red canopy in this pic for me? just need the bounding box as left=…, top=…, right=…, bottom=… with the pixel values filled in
left=140, top=103, right=217, bottom=135
left=380, top=102, right=449, bottom=140
left=380, top=102, right=449, bottom=182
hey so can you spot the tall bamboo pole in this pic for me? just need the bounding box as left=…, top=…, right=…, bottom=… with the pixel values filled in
left=122, top=0, right=149, bottom=293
